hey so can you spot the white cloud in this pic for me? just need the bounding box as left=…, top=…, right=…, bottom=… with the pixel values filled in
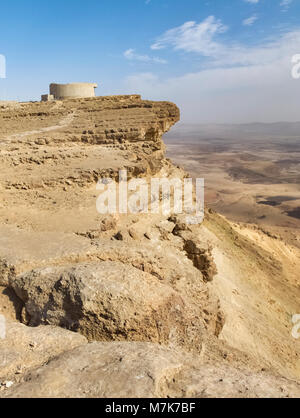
left=150, top=17, right=300, bottom=68
left=124, top=49, right=167, bottom=64
left=121, top=26, right=300, bottom=123
left=242, top=15, right=258, bottom=26
left=244, top=0, right=259, bottom=3
left=151, top=17, right=228, bottom=57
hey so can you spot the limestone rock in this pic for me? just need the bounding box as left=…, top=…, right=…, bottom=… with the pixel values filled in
left=0, top=226, right=94, bottom=286
left=3, top=342, right=300, bottom=398
left=12, top=261, right=206, bottom=350
left=0, top=318, right=86, bottom=383
left=183, top=240, right=218, bottom=283
left=0, top=95, right=299, bottom=397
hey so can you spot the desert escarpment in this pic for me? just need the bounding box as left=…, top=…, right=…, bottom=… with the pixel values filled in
left=0, top=95, right=299, bottom=398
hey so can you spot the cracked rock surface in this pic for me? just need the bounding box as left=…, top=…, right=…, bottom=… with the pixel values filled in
left=0, top=96, right=299, bottom=397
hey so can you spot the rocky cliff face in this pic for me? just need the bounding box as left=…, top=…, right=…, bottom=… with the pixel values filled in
left=0, top=96, right=299, bottom=398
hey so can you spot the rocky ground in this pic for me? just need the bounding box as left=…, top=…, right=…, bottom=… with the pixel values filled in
left=0, top=96, right=299, bottom=398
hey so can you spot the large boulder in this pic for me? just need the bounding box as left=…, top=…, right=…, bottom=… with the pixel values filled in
left=11, top=261, right=206, bottom=351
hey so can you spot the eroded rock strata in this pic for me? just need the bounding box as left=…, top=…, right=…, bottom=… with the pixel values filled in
left=0, top=96, right=299, bottom=398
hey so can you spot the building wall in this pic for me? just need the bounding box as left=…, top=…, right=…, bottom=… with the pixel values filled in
left=41, top=94, right=54, bottom=102
left=49, top=83, right=98, bottom=100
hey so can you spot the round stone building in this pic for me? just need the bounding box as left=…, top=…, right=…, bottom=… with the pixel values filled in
left=41, top=83, right=98, bottom=101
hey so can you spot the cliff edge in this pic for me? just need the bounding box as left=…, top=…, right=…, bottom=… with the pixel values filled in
left=0, top=96, right=299, bottom=398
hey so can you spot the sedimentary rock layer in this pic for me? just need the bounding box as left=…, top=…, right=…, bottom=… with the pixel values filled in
left=0, top=96, right=299, bottom=397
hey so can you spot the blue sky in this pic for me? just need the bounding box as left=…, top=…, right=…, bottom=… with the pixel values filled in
left=0, top=0, right=300, bottom=122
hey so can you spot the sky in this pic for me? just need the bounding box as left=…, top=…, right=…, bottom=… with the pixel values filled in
left=0, top=0, right=300, bottom=123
